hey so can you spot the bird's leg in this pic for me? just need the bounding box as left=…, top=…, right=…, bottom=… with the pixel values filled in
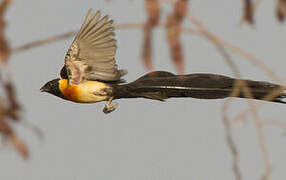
left=103, top=96, right=118, bottom=114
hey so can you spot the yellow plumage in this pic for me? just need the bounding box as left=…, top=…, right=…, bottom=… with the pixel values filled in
left=58, top=79, right=110, bottom=103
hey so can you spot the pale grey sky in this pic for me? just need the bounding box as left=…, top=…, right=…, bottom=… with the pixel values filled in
left=1, top=0, right=286, bottom=179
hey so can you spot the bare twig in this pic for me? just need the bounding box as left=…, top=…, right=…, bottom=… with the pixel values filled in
left=222, top=93, right=243, bottom=180
left=11, top=31, right=76, bottom=54
left=233, top=86, right=286, bottom=125
left=11, top=22, right=199, bottom=55
left=217, top=38, right=282, bottom=84
left=213, top=39, right=243, bottom=180
left=263, top=119, right=286, bottom=134
left=11, top=22, right=148, bottom=54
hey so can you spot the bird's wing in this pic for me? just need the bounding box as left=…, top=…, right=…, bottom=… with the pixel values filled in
left=63, top=9, right=125, bottom=85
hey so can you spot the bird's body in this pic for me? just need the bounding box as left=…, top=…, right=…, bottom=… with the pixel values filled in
left=41, top=9, right=286, bottom=114
left=58, top=79, right=111, bottom=103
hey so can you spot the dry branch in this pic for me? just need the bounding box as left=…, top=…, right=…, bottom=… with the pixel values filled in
left=11, top=31, right=77, bottom=54
left=222, top=97, right=242, bottom=180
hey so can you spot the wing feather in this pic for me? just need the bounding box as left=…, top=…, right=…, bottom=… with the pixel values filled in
left=63, top=9, right=125, bottom=85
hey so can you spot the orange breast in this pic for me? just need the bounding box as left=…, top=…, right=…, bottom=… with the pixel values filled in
left=58, top=79, right=110, bottom=103
left=62, top=84, right=80, bottom=102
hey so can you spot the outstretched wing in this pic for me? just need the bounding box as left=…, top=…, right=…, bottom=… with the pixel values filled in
left=63, top=9, right=126, bottom=85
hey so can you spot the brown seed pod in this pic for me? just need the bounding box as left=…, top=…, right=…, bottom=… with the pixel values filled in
left=0, top=118, right=29, bottom=159
left=9, top=133, right=29, bottom=159
left=166, top=15, right=184, bottom=73
left=142, top=24, right=153, bottom=70
left=0, top=118, right=12, bottom=135
left=174, top=0, right=188, bottom=22
left=142, top=0, right=161, bottom=70
left=145, top=0, right=160, bottom=27
left=4, top=82, right=21, bottom=121
left=276, top=0, right=286, bottom=22
left=243, top=0, right=254, bottom=24
left=0, top=0, right=11, bottom=65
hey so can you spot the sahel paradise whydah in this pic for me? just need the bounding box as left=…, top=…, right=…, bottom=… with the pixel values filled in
left=40, top=9, right=286, bottom=114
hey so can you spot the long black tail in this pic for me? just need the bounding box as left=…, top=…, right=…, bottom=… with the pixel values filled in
left=114, top=71, right=286, bottom=104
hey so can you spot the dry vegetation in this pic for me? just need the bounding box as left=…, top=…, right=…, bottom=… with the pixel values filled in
left=1, top=0, right=286, bottom=179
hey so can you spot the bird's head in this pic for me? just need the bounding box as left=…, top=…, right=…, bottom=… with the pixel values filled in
left=40, top=78, right=66, bottom=99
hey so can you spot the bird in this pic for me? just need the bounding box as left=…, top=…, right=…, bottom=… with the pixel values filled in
left=41, top=9, right=286, bottom=114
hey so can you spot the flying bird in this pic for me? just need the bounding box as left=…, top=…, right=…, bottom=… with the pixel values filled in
left=41, top=9, right=286, bottom=114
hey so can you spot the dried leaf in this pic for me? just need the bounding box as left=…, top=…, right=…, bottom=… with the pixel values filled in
left=9, top=133, right=29, bottom=159
left=4, top=82, right=21, bottom=120
left=0, top=19, right=10, bottom=64
left=0, top=79, right=29, bottom=159
left=174, top=0, right=188, bottom=21
left=0, top=0, right=11, bottom=17
left=166, top=15, right=184, bottom=73
left=0, top=0, right=11, bottom=65
left=0, top=118, right=12, bottom=135
left=243, top=0, right=254, bottom=24
left=276, top=0, right=286, bottom=22
left=142, top=24, right=153, bottom=70
left=145, top=0, right=160, bottom=27
left=142, top=0, right=160, bottom=70
left=0, top=119, right=29, bottom=159
left=164, top=0, right=187, bottom=73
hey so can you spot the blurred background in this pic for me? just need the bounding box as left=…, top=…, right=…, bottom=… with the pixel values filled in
left=0, top=0, right=286, bottom=179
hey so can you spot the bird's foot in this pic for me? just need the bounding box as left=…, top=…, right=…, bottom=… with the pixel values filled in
left=103, top=97, right=117, bottom=114
left=103, top=102, right=117, bottom=114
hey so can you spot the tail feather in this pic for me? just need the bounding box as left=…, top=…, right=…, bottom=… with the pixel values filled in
left=114, top=71, right=286, bottom=104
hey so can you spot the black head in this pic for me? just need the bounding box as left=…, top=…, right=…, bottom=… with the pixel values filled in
left=40, top=78, right=66, bottom=99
